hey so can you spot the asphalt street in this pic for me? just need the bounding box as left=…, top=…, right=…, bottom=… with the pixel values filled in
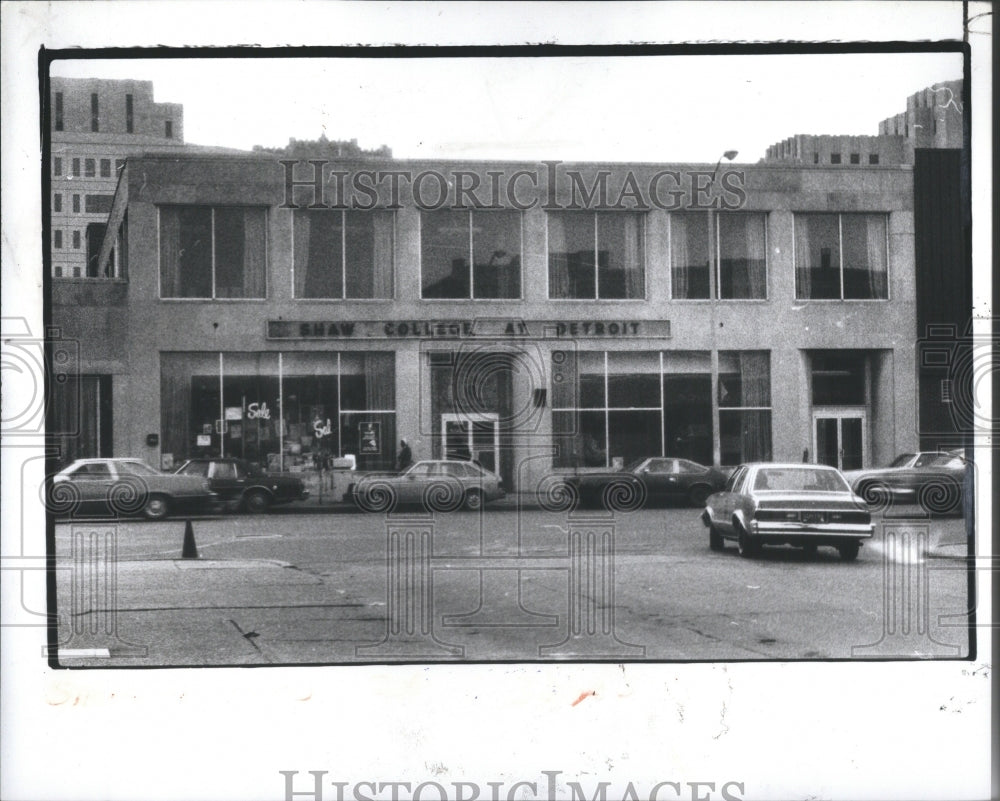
left=52, top=504, right=972, bottom=665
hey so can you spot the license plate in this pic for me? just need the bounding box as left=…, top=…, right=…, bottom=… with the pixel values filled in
left=801, top=511, right=826, bottom=524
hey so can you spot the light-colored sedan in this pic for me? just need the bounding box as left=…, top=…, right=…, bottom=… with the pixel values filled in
left=348, top=459, right=505, bottom=512
left=51, top=458, right=217, bottom=520
left=701, top=462, right=874, bottom=561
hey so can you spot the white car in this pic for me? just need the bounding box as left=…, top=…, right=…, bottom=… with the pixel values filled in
left=51, top=458, right=217, bottom=519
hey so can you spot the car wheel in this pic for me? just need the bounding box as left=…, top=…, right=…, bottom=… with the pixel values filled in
left=243, top=490, right=270, bottom=514
left=688, top=484, right=711, bottom=508
left=464, top=489, right=483, bottom=511
left=856, top=480, right=893, bottom=513
left=143, top=494, right=170, bottom=520
left=736, top=526, right=759, bottom=558
left=838, top=541, right=860, bottom=562
left=708, top=524, right=724, bottom=551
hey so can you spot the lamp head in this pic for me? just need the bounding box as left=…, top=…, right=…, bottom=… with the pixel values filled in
left=723, top=150, right=738, bottom=161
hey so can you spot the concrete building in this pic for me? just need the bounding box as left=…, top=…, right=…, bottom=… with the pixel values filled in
left=50, top=151, right=919, bottom=490
left=765, top=80, right=964, bottom=168
left=49, top=77, right=187, bottom=279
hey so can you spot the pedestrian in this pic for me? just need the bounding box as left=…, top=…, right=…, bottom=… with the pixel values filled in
left=396, top=438, right=413, bottom=472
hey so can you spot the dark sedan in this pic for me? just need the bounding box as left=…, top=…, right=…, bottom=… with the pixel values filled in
left=174, top=458, right=309, bottom=513
left=702, top=463, right=874, bottom=561
left=564, top=457, right=729, bottom=510
left=842, top=451, right=968, bottom=515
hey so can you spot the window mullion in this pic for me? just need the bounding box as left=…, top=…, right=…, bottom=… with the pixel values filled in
left=341, top=210, right=347, bottom=299
left=659, top=351, right=665, bottom=457
left=593, top=214, right=600, bottom=300
left=603, top=351, right=610, bottom=467
left=210, top=207, right=216, bottom=299
left=838, top=214, right=844, bottom=299
left=469, top=210, right=475, bottom=299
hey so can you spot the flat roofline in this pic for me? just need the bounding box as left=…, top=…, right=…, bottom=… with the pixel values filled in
left=127, top=152, right=914, bottom=172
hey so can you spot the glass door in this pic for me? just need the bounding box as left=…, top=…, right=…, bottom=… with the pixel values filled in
left=813, top=411, right=866, bottom=471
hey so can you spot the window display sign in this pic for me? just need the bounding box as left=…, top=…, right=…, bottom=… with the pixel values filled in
left=359, top=421, right=380, bottom=454
left=225, top=406, right=243, bottom=420
left=196, top=434, right=211, bottom=447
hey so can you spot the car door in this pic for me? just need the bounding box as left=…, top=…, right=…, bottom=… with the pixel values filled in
left=713, top=466, right=747, bottom=530
left=69, top=462, right=116, bottom=509
left=638, top=458, right=672, bottom=500
left=208, top=460, right=245, bottom=503
left=397, top=462, right=433, bottom=504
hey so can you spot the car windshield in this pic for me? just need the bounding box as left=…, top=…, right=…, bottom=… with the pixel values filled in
left=116, top=461, right=162, bottom=477
left=889, top=454, right=916, bottom=467
left=753, top=467, right=849, bottom=492
left=624, top=459, right=648, bottom=473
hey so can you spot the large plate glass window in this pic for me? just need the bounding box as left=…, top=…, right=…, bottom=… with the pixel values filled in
left=293, top=209, right=394, bottom=299
left=670, top=211, right=767, bottom=299
left=794, top=213, right=888, bottom=300
left=421, top=209, right=521, bottom=299
left=159, top=205, right=267, bottom=299
left=718, top=351, right=773, bottom=465
left=548, top=212, right=644, bottom=299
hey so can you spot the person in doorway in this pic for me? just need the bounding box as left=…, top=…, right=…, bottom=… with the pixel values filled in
left=396, top=438, right=413, bottom=472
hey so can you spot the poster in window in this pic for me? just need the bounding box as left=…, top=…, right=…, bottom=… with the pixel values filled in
left=358, top=421, right=380, bottom=454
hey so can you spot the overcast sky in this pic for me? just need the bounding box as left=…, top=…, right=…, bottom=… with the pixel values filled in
left=52, top=52, right=964, bottom=163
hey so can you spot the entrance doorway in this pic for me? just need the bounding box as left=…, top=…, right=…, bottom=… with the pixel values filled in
left=442, top=413, right=500, bottom=475
left=813, top=410, right=866, bottom=471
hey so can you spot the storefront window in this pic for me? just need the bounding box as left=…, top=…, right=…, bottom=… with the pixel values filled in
left=718, top=350, right=773, bottom=465
left=293, top=209, right=394, bottom=299
left=552, top=351, right=664, bottom=468
left=159, top=206, right=266, bottom=299
left=794, top=213, right=888, bottom=300
left=421, top=209, right=521, bottom=299
left=548, top=212, right=644, bottom=299
left=671, top=212, right=767, bottom=299
left=159, top=351, right=396, bottom=472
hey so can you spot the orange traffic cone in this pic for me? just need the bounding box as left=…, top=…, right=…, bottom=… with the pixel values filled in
left=182, top=520, right=199, bottom=559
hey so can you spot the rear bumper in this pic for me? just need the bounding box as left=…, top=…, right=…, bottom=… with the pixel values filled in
left=749, top=520, right=874, bottom=539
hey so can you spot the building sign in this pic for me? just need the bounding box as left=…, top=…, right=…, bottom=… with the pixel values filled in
left=267, top=319, right=671, bottom=340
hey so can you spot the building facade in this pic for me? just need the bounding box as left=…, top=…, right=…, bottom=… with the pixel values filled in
left=49, top=77, right=187, bottom=279
left=50, top=151, right=919, bottom=490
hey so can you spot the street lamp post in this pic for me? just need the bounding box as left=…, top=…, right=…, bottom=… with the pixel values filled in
left=709, top=150, right=738, bottom=468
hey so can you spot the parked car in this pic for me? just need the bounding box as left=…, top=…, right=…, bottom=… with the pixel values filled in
left=842, top=451, right=968, bottom=515
left=564, top=457, right=729, bottom=509
left=701, top=463, right=874, bottom=561
left=51, top=458, right=217, bottom=520
left=173, top=457, right=309, bottom=513
left=348, top=459, right=505, bottom=512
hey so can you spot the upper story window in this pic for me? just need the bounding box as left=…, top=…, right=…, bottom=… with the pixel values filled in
left=159, top=206, right=266, bottom=299
left=548, top=211, right=644, bottom=300
left=54, top=157, right=62, bottom=176
left=54, top=92, right=64, bottom=131
left=100, top=159, right=111, bottom=178
left=53, top=193, right=62, bottom=212
left=72, top=159, right=80, bottom=177
left=125, top=94, right=134, bottom=133
left=794, top=213, right=888, bottom=300
left=293, top=209, right=394, bottom=299
left=670, top=212, right=767, bottom=299
left=830, top=153, right=842, bottom=165
left=85, top=159, right=95, bottom=178
left=91, top=93, right=99, bottom=132
left=165, top=120, right=173, bottom=139
left=421, top=209, right=521, bottom=299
